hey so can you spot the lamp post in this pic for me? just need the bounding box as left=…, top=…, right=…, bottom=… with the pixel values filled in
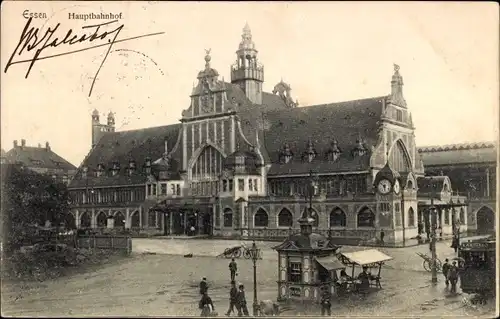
left=429, top=176, right=438, bottom=284
left=249, top=241, right=261, bottom=316
left=306, top=170, right=319, bottom=225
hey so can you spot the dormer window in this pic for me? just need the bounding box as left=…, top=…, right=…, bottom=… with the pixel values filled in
left=303, top=140, right=317, bottom=163
left=82, top=166, right=88, bottom=178
left=97, top=163, right=104, bottom=177
left=279, top=143, right=293, bottom=164
left=352, top=137, right=366, bottom=157
left=111, top=162, right=120, bottom=176
left=326, top=139, right=342, bottom=162
left=129, top=160, right=136, bottom=169
left=145, top=157, right=152, bottom=174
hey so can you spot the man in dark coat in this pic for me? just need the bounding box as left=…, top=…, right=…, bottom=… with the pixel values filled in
left=236, top=284, right=249, bottom=316
left=199, top=277, right=208, bottom=295
left=320, top=287, right=332, bottom=316
left=199, top=290, right=215, bottom=317
left=229, top=258, right=238, bottom=281
left=442, top=259, right=450, bottom=287
left=225, top=281, right=239, bottom=316
left=447, top=261, right=459, bottom=293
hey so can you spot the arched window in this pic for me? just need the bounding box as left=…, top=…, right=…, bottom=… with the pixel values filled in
left=223, top=208, right=233, bottom=227
left=64, top=213, right=76, bottom=229
left=115, top=212, right=125, bottom=227
left=408, top=207, right=415, bottom=227
left=131, top=211, right=140, bottom=228
left=80, top=212, right=91, bottom=228
left=254, top=208, right=269, bottom=227
left=329, top=208, right=346, bottom=227
left=278, top=208, right=293, bottom=227
left=388, top=140, right=411, bottom=173
left=190, top=145, right=224, bottom=196
left=407, top=180, right=414, bottom=189
left=96, top=212, right=107, bottom=227
left=357, top=207, right=375, bottom=227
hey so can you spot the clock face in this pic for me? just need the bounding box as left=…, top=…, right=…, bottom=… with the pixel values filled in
left=393, top=180, right=400, bottom=194
left=377, top=179, right=392, bottom=194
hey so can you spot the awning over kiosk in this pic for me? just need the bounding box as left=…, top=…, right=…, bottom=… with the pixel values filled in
left=315, top=256, right=346, bottom=271
left=340, top=249, right=393, bottom=266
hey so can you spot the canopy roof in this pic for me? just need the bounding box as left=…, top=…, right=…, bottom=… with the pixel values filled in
left=340, top=249, right=393, bottom=266
left=315, top=256, right=346, bottom=271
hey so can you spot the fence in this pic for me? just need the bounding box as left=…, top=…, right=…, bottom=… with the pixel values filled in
left=76, top=235, right=132, bottom=255
left=246, top=228, right=377, bottom=245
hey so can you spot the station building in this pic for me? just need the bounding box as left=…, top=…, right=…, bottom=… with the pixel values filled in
left=68, top=24, right=478, bottom=245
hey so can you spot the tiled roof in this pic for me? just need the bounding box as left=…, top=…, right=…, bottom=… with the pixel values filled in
left=4, top=145, right=76, bottom=171
left=418, top=142, right=497, bottom=166
left=69, top=124, right=181, bottom=188
left=417, top=176, right=448, bottom=194
left=263, top=96, right=385, bottom=175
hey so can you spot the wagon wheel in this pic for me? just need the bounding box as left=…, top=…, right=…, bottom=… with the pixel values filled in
left=423, top=259, right=431, bottom=272
left=233, top=248, right=242, bottom=258
left=223, top=248, right=233, bottom=258
left=243, top=249, right=252, bottom=259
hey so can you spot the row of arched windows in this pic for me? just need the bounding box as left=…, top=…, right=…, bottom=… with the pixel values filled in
left=77, top=211, right=141, bottom=228
left=221, top=207, right=380, bottom=228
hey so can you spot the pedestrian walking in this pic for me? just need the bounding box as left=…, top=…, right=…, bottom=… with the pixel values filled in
left=236, top=284, right=249, bottom=316
left=451, top=236, right=459, bottom=253
left=229, top=258, right=238, bottom=282
left=199, top=290, right=215, bottom=317
left=442, top=259, right=450, bottom=287
left=447, top=261, right=459, bottom=293
left=225, top=281, right=239, bottom=316
left=380, top=229, right=385, bottom=246
left=199, top=277, right=208, bottom=295
left=320, top=286, right=331, bottom=316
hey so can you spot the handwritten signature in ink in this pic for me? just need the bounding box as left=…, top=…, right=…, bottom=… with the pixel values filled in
left=4, top=17, right=164, bottom=96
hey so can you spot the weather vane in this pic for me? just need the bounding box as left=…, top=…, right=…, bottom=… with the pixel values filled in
left=205, top=48, right=211, bottom=55
left=394, top=63, right=400, bottom=72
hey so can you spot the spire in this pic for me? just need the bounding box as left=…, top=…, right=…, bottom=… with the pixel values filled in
left=390, top=63, right=406, bottom=107
left=239, top=23, right=256, bottom=51
left=204, top=48, right=212, bottom=70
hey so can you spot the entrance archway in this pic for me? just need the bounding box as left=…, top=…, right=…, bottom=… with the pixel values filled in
left=476, top=206, right=495, bottom=234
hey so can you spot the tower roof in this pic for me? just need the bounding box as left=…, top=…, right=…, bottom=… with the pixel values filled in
left=239, top=23, right=256, bottom=51
left=92, top=109, right=99, bottom=116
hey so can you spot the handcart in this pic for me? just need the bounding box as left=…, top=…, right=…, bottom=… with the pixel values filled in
left=416, top=252, right=442, bottom=272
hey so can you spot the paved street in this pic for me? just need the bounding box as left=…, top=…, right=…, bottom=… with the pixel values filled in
left=1, top=238, right=496, bottom=317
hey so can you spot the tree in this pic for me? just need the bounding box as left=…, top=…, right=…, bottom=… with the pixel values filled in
left=1, top=164, right=71, bottom=253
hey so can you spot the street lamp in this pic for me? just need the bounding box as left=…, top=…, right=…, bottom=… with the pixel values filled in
left=429, top=176, right=438, bottom=284
left=248, top=241, right=261, bottom=316
left=306, top=170, right=319, bottom=225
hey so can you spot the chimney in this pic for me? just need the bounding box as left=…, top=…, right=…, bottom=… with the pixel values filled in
left=164, top=138, right=168, bottom=155
left=21, top=139, right=26, bottom=147
left=38, top=143, right=42, bottom=148
left=45, top=142, right=50, bottom=151
left=13, top=140, right=18, bottom=148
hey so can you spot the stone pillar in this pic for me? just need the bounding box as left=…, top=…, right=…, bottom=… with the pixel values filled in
left=91, top=209, right=96, bottom=228
left=125, top=208, right=131, bottom=228
left=169, top=212, right=173, bottom=235
left=485, top=168, right=490, bottom=197
left=139, top=206, right=143, bottom=228
left=107, top=217, right=114, bottom=229
left=75, top=211, right=80, bottom=229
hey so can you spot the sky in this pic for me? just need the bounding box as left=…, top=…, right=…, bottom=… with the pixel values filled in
left=1, top=1, right=498, bottom=166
